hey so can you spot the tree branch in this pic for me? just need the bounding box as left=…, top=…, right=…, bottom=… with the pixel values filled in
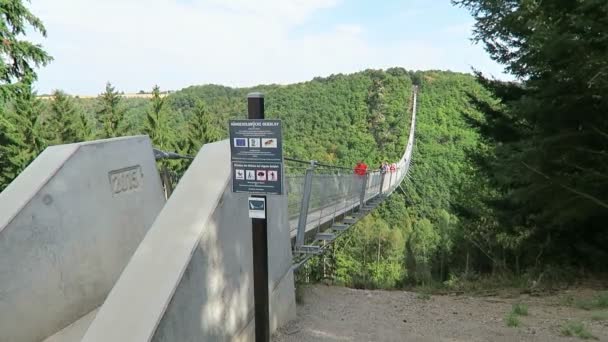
left=466, top=235, right=497, bottom=265
left=575, top=147, right=608, bottom=158
left=564, top=162, right=608, bottom=180
left=522, top=161, right=608, bottom=210
left=590, top=125, right=608, bottom=140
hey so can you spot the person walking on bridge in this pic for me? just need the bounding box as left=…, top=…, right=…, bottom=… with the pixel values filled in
left=381, top=161, right=389, bottom=174
left=354, top=160, right=368, bottom=176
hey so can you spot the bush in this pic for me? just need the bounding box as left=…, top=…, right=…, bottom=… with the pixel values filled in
left=575, top=292, right=608, bottom=311
left=512, top=303, right=529, bottom=316
left=505, top=312, right=520, bottom=327
left=590, top=311, right=608, bottom=321
left=560, top=321, right=596, bottom=340
left=417, top=292, right=431, bottom=300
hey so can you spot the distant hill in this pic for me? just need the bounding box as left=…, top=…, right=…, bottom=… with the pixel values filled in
left=37, top=92, right=172, bottom=100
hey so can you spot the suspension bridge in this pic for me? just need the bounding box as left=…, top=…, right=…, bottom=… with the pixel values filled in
left=0, top=87, right=418, bottom=342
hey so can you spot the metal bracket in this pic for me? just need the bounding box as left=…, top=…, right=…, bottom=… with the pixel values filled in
left=332, top=223, right=350, bottom=231
left=295, top=245, right=322, bottom=255
left=315, top=233, right=336, bottom=242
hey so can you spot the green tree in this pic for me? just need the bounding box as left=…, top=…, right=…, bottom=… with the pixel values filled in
left=97, top=82, right=128, bottom=138
left=0, top=110, right=24, bottom=190
left=47, top=90, right=79, bottom=144
left=9, top=85, right=47, bottom=171
left=0, top=0, right=52, bottom=191
left=144, top=85, right=173, bottom=149
left=184, top=100, right=220, bottom=155
left=410, top=218, right=440, bottom=284
left=366, top=74, right=390, bottom=149
left=74, top=111, right=94, bottom=141
left=0, top=0, right=53, bottom=102
left=454, top=0, right=608, bottom=270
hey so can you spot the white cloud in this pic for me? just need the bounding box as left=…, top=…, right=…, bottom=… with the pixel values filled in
left=441, top=22, right=475, bottom=36
left=335, top=24, right=364, bottom=35
left=28, top=0, right=508, bottom=95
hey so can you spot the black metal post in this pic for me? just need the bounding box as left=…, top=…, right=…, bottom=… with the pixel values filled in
left=248, top=92, right=270, bottom=342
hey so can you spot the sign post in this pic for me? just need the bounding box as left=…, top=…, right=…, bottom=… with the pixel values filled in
left=229, top=92, right=282, bottom=342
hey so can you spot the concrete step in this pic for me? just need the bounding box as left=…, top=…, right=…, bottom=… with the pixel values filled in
left=315, top=233, right=336, bottom=242
left=295, top=245, right=322, bottom=255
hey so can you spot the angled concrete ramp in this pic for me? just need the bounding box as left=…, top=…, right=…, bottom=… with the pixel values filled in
left=0, top=136, right=165, bottom=342
left=81, top=139, right=296, bottom=342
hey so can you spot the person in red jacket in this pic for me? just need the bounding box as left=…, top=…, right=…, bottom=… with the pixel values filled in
left=354, top=161, right=368, bottom=176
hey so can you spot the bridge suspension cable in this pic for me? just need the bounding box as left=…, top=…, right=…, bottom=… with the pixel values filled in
left=288, top=86, right=418, bottom=269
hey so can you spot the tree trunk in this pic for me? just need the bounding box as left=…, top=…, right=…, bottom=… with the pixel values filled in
left=465, top=249, right=470, bottom=279
left=405, top=236, right=417, bottom=284
left=323, top=241, right=327, bottom=279
left=377, top=236, right=381, bottom=264
left=363, top=243, right=367, bottom=285
left=440, top=249, right=445, bottom=281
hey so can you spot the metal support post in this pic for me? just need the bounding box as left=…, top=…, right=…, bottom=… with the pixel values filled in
left=379, top=172, right=386, bottom=196
left=295, top=161, right=315, bottom=248
left=248, top=92, right=270, bottom=342
left=359, top=173, right=368, bottom=211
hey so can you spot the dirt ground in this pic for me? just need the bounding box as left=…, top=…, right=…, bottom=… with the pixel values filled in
left=273, top=285, right=608, bottom=342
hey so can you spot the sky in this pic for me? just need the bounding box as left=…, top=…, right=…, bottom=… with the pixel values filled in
left=28, top=0, right=509, bottom=95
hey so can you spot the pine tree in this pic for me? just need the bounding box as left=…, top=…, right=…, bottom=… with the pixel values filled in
left=0, top=0, right=52, bottom=191
left=0, top=0, right=53, bottom=102
left=0, top=108, right=24, bottom=191
left=454, top=0, right=608, bottom=268
left=47, top=90, right=79, bottom=144
left=184, top=100, right=220, bottom=155
left=74, top=111, right=93, bottom=142
left=96, top=82, right=128, bottom=138
left=9, top=85, right=47, bottom=172
left=144, top=85, right=173, bottom=149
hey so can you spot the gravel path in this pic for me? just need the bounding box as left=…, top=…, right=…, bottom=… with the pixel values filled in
left=273, top=285, right=608, bottom=342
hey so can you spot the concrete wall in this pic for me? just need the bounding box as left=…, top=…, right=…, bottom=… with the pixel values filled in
left=0, top=136, right=165, bottom=342
left=81, top=139, right=296, bottom=342
left=151, top=183, right=295, bottom=342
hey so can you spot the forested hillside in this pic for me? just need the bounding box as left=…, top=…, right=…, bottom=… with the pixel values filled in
left=307, top=71, right=498, bottom=288
left=7, top=64, right=600, bottom=288
left=4, top=65, right=605, bottom=290
left=1, top=66, right=505, bottom=289
left=166, top=69, right=413, bottom=164
left=3, top=0, right=607, bottom=293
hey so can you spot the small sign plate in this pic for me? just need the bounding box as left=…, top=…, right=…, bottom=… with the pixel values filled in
left=248, top=197, right=266, bottom=219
